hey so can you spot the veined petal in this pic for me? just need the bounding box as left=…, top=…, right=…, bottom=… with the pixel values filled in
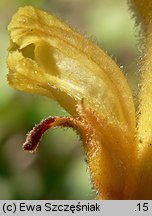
left=7, top=6, right=135, bottom=129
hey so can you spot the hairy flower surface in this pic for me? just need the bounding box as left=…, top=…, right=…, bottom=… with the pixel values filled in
left=7, top=2, right=152, bottom=199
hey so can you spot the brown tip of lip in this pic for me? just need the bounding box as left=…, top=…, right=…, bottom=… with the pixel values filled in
left=22, top=116, right=82, bottom=152
left=23, top=117, right=56, bottom=152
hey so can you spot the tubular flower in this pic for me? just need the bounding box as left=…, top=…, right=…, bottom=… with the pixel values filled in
left=6, top=2, right=152, bottom=199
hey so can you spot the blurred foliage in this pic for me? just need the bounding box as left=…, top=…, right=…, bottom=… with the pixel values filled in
left=0, top=0, right=139, bottom=199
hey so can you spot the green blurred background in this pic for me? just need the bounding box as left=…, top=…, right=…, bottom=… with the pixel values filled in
left=0, top=0, right=139, bottom=199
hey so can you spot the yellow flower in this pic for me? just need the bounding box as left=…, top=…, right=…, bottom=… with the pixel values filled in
left=7, top=2, right=152, bottom=199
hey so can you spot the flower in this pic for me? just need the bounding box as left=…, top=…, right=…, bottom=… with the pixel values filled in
left=7, top=1, right=152, bottom=199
